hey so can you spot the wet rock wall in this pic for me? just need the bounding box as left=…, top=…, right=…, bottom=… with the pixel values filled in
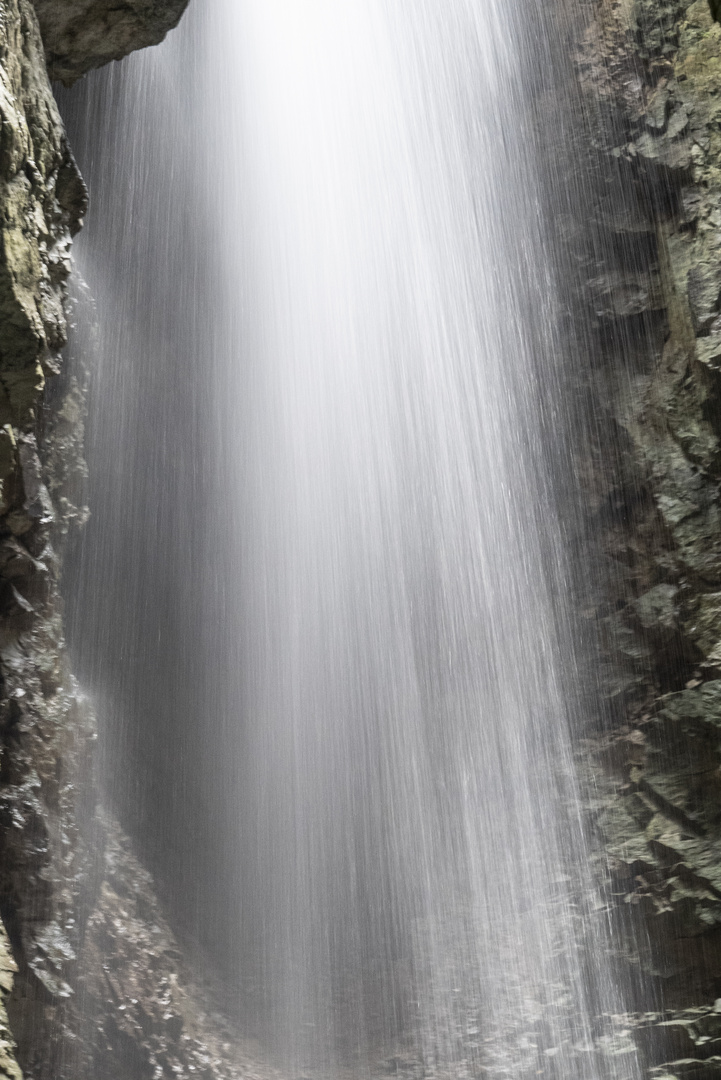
left=0, top=2, right=262, bottom=1078
left=570, top=0, right=721, bottom=1075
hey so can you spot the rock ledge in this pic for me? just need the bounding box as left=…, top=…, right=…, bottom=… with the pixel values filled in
left=31, top=0, right=190, bottom=84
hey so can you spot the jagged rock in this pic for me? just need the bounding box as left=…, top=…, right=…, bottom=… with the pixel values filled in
left=31, top=0, right=191, bottom=84
left=695, top=336, right=721, bottom=376
left=586, top=269, right=664, bottom=319
left=634, top=585, right=680, bottom=632
left=0, top=0, right=275, bottom=1076
left=566, top=0, right=721, bottom=1045
left=0, top=924, right=21, bottom=1080
left=688, top=264, right=721, bottom=334
left=632, top=130, right=693, bottom=171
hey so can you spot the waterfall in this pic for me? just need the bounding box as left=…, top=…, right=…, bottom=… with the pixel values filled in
left=58, top=0, right=641, bottom=1077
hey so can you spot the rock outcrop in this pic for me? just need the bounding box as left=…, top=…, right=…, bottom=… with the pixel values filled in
left=30, top=0, right=191, bottom=84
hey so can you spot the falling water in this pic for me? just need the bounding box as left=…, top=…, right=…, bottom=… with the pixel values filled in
left=58, top=0, right=641, bottom=1077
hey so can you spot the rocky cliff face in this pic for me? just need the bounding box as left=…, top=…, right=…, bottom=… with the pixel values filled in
left=3, top=0, right=721, bottom=1076
left=0, top=2, right=269, bottom=1079
left=570, top=0, right=721, bottom=1075
left=0, top=3, right=87, bottom=1073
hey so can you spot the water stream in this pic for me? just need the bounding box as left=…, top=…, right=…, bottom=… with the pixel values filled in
left=59, top=1, right=641, bottom=1077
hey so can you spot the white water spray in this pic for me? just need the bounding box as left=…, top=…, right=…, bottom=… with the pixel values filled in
left=61, top=0, right=642, bottom=1076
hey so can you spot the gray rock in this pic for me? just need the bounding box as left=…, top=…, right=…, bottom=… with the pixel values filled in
left=634, top=584, right=680, bottom=631
left=688, top=264, right=721, bottom=333
left=586, top=269, right=663, bottom=319
left=31, top=0, right=191, bottom=84
left=696, top=336, right=721, bottom=374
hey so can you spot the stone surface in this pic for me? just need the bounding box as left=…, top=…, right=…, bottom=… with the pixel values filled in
left=30, top=0, right=191, bottom=84
left=0, top=4, right=86, bottom=1072
left=0, top=1, right=277, bottom=1078
left=568, top=0, right=721, bottom=1073
left=0, top=924, right=21, bottom=1080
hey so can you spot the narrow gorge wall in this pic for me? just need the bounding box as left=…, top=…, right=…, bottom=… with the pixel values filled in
left=570, top=3, right=721, bottom=1074
left=1, top=0, right=721, bottom=1078
left=0, top=4, right=270, bottom=1079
